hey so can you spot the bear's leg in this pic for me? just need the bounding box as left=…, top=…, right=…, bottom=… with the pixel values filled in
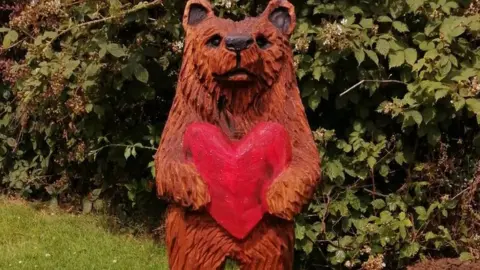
left=165, top=206, right=237, bottom=270
left=239, top=218, right=295, bottom=270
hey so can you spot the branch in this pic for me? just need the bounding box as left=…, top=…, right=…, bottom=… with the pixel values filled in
left=88, top=143, right=157, bottom=157
left=317, top=240, right=355, bottom=251
left=339, top=79, right=407, bottom=97
left=43, top=0, right=163, bottom=51
left=363, top=188, right=388, bottom=198
left=2, top=38, right=26, bottom=52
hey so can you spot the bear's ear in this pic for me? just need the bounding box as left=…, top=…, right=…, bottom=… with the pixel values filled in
left=262, top=0, right=296, bottom=36
left=183, top=0, right=214, bottom=29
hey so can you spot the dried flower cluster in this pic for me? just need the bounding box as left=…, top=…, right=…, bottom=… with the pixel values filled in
left=319, top=21, right=351, bottom=51
left=429, top=9, right=443, bottom=20
left=381, top=101, right=395, bottom=114
left=465, top=0, right=480, bottom=16
left=0, top=60, right=30, bottom=86
left=371, top=24, right=379, bottom=36
left=217, top=0, right=236, bottom=9
left=68, top=141, right=86, bottom=162
left=0, top=1, right=28, bottom=20
left=361, top=254, right=386, bottom=270
left=171, top=40, right=184, bottom=54
left=65, top=93, right=87, bottom=116
left=44, top=69, right=66, bottom=98
left=470, top=76, right=480, bottom=95
left=9, top=0, right=64, bottom=34
left=294, top=37, right=310, bottom=53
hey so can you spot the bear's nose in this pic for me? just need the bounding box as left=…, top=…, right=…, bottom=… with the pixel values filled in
left=225, top=35, right=254, bottom=52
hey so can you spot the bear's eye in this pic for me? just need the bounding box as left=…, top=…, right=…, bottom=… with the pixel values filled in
left=256, top=35, right=271, bottom=49
left=207, top=34, right=222, bottom=48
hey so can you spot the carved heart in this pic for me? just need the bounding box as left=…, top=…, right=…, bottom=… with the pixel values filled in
left=183, top=122, right=292, bottom=239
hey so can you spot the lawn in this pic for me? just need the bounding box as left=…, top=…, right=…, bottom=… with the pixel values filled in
left=0, top=198, right=168, bottom=270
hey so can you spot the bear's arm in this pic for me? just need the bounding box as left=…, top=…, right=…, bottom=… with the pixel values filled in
left=265, top=98, right=322, bottom=221
left=154, top=102, right=210, bottom=211
left=155, top=154, right=210, bottom=210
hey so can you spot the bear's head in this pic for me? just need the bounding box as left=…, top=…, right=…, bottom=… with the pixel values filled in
left=179, top=0, right=297, bottom=115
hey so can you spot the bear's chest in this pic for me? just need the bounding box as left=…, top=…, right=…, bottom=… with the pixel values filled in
left=214, top=109, right=278, bottom=140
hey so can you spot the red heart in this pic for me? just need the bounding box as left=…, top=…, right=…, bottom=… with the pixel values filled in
left=183, top=122, right=292, bottom=239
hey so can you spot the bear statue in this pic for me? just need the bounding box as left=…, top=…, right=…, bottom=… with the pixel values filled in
left=154, top=0, right=321, bottom=269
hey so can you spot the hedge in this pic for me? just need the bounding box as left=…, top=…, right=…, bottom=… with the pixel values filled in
left=1, top=0, right=480, bottom=269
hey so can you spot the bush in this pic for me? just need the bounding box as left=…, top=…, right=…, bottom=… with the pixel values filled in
left=1, top=0, right=480, bottom=269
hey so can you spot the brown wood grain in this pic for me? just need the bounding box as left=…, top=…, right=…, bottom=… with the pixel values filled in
left=154, top=0, right=321, bottom=268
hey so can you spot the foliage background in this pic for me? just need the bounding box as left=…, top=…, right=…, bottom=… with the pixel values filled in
left=1, top=0, right=480, bottom=269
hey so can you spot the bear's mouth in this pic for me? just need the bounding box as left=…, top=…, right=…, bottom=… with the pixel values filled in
left=214, top=68, right=256, bottom=82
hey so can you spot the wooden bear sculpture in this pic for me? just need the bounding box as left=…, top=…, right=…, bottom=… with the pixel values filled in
left=154, top=0, right=321, bottom=269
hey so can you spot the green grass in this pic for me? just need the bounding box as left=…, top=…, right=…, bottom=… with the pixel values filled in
left=0, top=198, right=168, bottom=270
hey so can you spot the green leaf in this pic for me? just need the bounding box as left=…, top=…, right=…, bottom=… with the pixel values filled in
left=124, top=147, right=132, bottom=160
left=380, top=211, right=393, bottom=223
left=400, top=242, right=420, bottom=258
left=6, top=137, right=17, bottom=148
left=305, top=230, right=318, bottom=242
left=405, top=110, right=423, bottom=125
left=354, top=48, right=365, bottom=65
left=346, top=190, right=361, bottom=210
left=313, top=66, right=322, bottom=81
left=85, top=104, right=93, bottom=113
left=322, top=67, right=335, bottom=82
left=0, top=27, right=10, bottom=33
left=302, top=240, right=313, bottom=255
left=379, top=165, right=390, bottom=177
left=295, top=225, right=305, bottom=240
left=377, top=16, right=392, bottom=23
left=365, top=50, right=379, bottom=66
left=107, top=43, right=126, bottom=58
left=450, top=26, right=466, bottom=37
left=331, top=250, right=346, bottom=265
left=469, top=21, right=480, bottom=32
left=453, top=98, right=465, bottom=111
left=435, top=89, right=448, bottom=101
left=422, top=107, right=436, bottom=124
left=425, top=22, right=441, bottom=36
left=466, top=99, right=480, bottom=114
left=389, top=50, right=405, bottom=68
left=134, top=64, right=149, bottom=83
left=65, top=60, right=80, bottom=72
left=308, top=94, right=320, bottom=110
left=339, top=236, right=353, bottom=247
left=442, top=1, right=459, bottom=14
left=109, top=0, right=122, bottom=15
left=360, top=18, right=373, bottom=29
left=3, top=30, right=18, bottom=48
left=459, top=252, right=474, bottom=261
left=404, top=48, right=417, bottom=65
left=393, top=21, right=409, bottom=33
left=85, top=64, right=102, bottom=77
left=407, top=0, right=425, bottom=11
left=425, top=231, right=437, bottom=241
left=371, top=199, right=386, bottom=210
left=82, top=80, right=96, bottom=89
left=415, top=206, right=428, bottom=220
left=395, top=152, right=406, bottom=165
left=367, top=156, right=376, bottom=169
left=376, top=39, right=390, bottom=56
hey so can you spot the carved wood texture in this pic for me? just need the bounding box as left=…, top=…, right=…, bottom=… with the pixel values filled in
left=154, top=0, right=321, bottom=269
